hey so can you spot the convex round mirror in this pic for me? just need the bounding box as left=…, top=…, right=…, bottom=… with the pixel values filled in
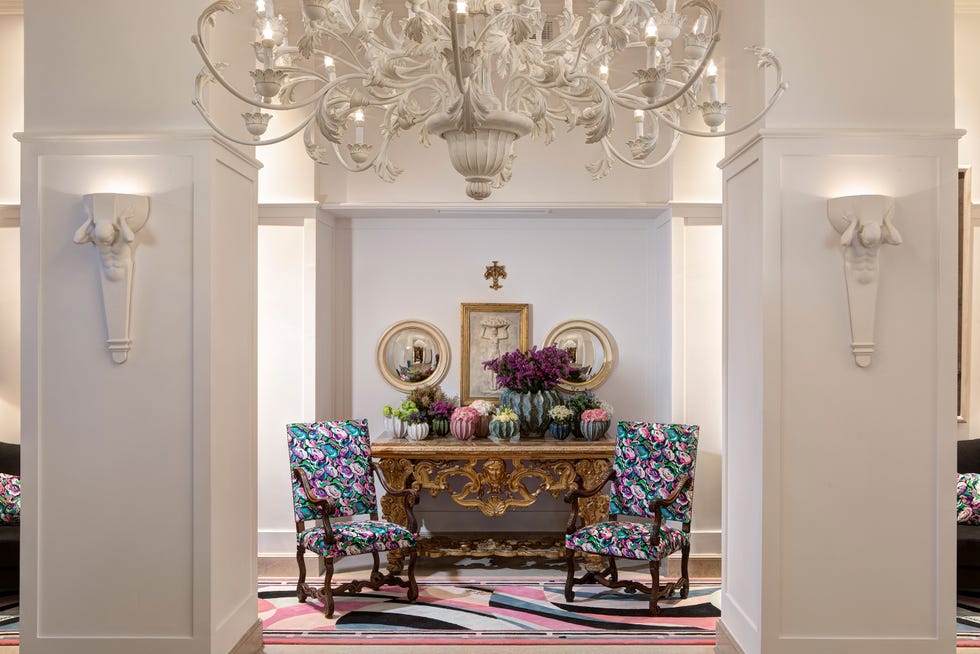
left=377, top=320, right=451, bottom=392
left=543, top=319, right=615, bottom=391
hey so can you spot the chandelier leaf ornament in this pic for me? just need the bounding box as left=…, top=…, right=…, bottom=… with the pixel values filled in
left=191, top=0, right=788, bottom=200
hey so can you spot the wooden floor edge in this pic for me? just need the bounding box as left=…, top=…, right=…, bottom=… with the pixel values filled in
left=714, top=618, right=746, bottom=654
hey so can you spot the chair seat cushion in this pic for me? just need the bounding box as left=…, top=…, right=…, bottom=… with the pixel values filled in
left=299, top=520, right=415, bottom=558
left=959, top=473, right=980, bottom=525
left=0, top=474, right=20, bottom=525
left=566, top=521, right=688, bottom=561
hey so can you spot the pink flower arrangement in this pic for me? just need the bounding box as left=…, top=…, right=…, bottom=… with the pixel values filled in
left=580, top=408, right=609, bottom=422
left=451, top=406, right=480, bottom=424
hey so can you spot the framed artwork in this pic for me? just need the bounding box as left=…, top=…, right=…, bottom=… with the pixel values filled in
left=460, top=303, right=529, bottom=404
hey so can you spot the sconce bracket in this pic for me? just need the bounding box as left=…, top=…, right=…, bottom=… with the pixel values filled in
left=73, top=193, right=151, bottom=364
left=827, top=194, right=901, bottom=368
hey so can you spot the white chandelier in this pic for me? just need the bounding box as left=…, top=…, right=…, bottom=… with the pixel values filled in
left=192, top=0, right=787, bottom=200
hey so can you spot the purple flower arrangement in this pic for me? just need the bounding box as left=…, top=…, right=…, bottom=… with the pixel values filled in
left=482, top=345, right=572, bottom=394
left=429, top=400, right=456, bottom=420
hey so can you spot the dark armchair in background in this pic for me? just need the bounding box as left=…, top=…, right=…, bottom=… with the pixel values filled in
left=0, top=441, right=19, bottom=591
left=960, top=439, right=980, bottom=593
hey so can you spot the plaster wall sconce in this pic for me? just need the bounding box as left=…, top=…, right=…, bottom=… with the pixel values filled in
left=73, top=193, right=150, bottom=364
left=827, top=194, right=901, bottom=368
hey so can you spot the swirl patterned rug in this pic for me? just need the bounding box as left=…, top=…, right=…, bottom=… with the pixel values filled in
left=261, top=577, right=722, bottom=645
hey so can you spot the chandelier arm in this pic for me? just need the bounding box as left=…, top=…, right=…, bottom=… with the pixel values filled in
left=191, top=99, right=316, bottom=146
left=572, top=24, right=605, bottom=72
left=474, top=12, right=514, bottom=46
left=310, top=26, right=372, bottom=68
left=448, top=7, right=467, bottom=94
left=416, top=9, right=453, bottom=37
left=600, top=130, right=683, bottom=169
left=653, top=81, right=789, bottom=137
left=615, top=33, right=721, bottom=112
left=193, top=34, right=337, bottom=111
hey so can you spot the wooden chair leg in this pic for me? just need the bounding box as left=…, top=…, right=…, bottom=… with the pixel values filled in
left=564, top=548, right=577, bottom=602
left=370, top=551, right=381, bottom=585
left=322, top=556, right=335, bottom=618
left=406, top=547, right=419, bottom=602
left=608, top=556, right=618, bottom=582
left=679, top=542, right=690, bottom=599
left=648, top=559, right=661, bottom=616
left=296, top=545, right=308, bottom=603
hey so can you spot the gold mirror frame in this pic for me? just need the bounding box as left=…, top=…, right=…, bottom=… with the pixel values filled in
left=376, top=320, right=451, bottom=392
left=543, top=319, right=615, bottom=391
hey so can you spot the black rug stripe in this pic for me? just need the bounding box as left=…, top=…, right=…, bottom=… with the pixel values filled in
left=549, top=600, right=720, bottom=618
left=336, top=611, right=472, bottom=631
left=487, top=597, right=698, bottom=632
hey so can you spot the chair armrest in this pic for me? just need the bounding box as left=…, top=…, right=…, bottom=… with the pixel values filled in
left=646, top=473, right=691, bottom=544
left=293, top=467, right=337, bottom=545
left=369, top=461, right=420, bottom=536
left=564, top=469, right=616, bottom=535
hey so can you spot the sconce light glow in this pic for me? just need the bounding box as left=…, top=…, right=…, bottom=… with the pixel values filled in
left=706, top=59, right=718, bottom=77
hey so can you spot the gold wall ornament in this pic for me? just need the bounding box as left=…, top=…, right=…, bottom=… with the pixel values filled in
left=376, top=319, right=452, bottom=392
left=484, top=260, right=507, bottom=290
left=543, top=319, right=616, bottom=391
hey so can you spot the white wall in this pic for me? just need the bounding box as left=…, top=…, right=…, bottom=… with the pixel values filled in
left=345, top=213, right=685, bottom=536
left=0, top=14, right=22, bottom=204
left=0, top=208, right=18, bottom=444
left=257, top=211, right=318, bottom=555
left=671, top=216, right=723, bottom=556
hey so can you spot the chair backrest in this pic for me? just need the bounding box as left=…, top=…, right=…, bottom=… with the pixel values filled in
left=608, top=421, right=699, bottom=524
left=286, top=419, right=377, bottom=522
left=959, top=439, right=980, bottom=474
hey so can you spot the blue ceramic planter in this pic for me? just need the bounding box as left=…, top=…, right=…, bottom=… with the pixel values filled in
left=548, top=422, right=571, bottom=440
left=580, top=419, right=610, bottom=441
left=499, top=389, right=561, bottom=437
left=489, top=420, right=519, bottom=441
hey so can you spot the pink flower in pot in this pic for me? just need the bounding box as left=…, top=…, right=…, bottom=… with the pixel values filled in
left=450, top=406, right=480, bottom=441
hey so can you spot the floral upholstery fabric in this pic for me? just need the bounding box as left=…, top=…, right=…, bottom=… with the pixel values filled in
left=959, top=473, right=980, bottom=525
left=0, top=473, right=20, bottom=525
left=286, top=420, right=377, bottom=522
left=566, top=521, right=688, bottom=561
left=609, top=422, right=699, bottom=523
left=299, top=520, right=416, bottom=559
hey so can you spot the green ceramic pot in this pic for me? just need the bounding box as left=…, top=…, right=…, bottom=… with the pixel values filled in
left=580, top=419, right=610, bottom=441
left=489, top=419, right=519, bottom=441
left=431, top=417, right=450, bottom=436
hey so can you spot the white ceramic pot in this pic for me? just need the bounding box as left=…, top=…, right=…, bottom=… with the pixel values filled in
left=405, top=422, right=430, bottom=441
left=387, top=416, right=407, bottom=439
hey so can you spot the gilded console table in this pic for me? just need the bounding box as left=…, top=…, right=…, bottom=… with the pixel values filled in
left=372, top=435, right=615, bottom=573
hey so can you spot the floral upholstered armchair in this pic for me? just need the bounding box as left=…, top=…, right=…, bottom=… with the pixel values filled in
left=564, top=421, right=699, bottom=615
left=287, top=419, right=419, bottom=618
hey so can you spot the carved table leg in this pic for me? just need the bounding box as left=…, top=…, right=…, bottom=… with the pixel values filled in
left=377, top=458, right=416, bottom=575
left=575, top=459, right=612, bottom=573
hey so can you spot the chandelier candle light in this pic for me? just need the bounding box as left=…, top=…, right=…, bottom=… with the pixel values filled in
left=192, top=0, right=788, bottom=200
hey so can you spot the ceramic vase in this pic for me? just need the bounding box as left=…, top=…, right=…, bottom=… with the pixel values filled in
left=405, top=422, right=430, bottom=441
left=580, top=419, right=610, bottom=441
left=548, top=422, right=571, bottom=441
left=431, top=417, right=450, bottom=437
left=386, top=416, right=407, bottom=439
left=489, top=420, right=519, bottom=441
left=450, top=418, right=477, bottom=441
left=475, top=415, right=491, bottom=438
left=498, top=389, right=561, bottom=437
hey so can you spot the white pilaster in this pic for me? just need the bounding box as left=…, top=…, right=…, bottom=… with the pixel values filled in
left=20, top=2, right=260, bottom=653
left=719, top=2, right=959, bottom=652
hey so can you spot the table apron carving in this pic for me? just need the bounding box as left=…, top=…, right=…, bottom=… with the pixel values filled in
left=413, top=458, right=578, bottom=517
left=372, top=437, right=615, bottom=574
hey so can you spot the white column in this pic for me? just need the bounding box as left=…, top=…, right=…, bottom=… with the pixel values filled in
left=719, top=2, right=958, bottom=653
left=19, top=2, right=260, bottom=653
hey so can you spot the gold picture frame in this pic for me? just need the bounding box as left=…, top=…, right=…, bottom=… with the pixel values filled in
left=543, top=319, right=616, bottom=391
left=460, top=303, right=529, bottom=404
left=376, top=319, right=451, bottom=392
